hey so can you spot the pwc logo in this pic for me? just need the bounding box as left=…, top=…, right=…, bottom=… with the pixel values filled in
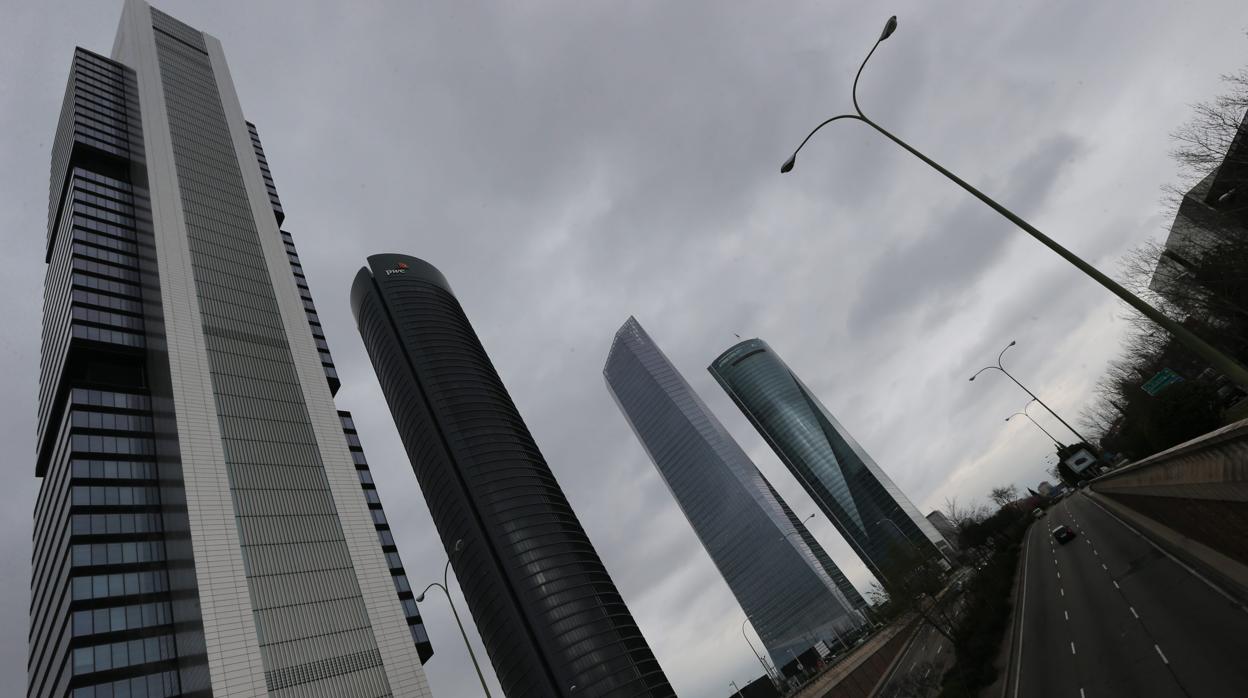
left=385, top=261, right=409, bottom=276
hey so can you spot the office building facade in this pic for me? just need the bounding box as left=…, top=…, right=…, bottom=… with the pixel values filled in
left=32, top=3, right=432, bottom=696
left=352, top=256, right=674, bottom=698
left=710, top=339, right=947, bottom=586
left=603, top=318, right=863, bottom=667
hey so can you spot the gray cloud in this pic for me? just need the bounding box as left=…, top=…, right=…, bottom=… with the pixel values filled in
left=3, top=2, right=1246, bottom=697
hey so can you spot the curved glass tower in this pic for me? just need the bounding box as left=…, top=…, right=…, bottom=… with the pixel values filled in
left=352, top=256, right=673, bottom=698
left=709, top=339, right=949, bottom=586
left=603, top=318, right=864, bottom=668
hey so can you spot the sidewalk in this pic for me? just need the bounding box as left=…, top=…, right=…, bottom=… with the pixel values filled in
left=793, top=615, right=920, bottom=698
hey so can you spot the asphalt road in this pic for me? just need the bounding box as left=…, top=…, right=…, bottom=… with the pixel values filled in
left=1011, top=491, right=1248, bottom=698
left=878, top=620, right=955, bottom=698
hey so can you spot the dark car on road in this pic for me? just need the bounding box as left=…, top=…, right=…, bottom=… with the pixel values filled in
left=1052, top=525, right=1077, bottom=544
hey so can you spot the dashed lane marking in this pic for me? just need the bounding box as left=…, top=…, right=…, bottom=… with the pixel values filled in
left=1061, top=588, right=1065, bottom=597
left=1071, top=642, right=1077, bottom=655
left=1155, top=645, right=1169, bottom=665
left=1113, top=581, right=1120, bottom=590
left=1064, top=610, right=1069, bottom=621
left=1130, top=607, right=1139, bottom=619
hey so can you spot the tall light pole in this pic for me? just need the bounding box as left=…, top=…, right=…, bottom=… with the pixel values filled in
left=1006, top=399, right=1065, bottom=448
left=970, top=340, right=1091, bottom=446
left=780, top=15, right=1248, bottom=392
left=741, top=619, right=780, bottom=686
left=416, top=539, right=493, bottom=697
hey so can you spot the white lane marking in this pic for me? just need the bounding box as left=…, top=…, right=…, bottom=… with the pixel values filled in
left=1130, top=607, right=1139, bottom=619
left=1081, top=689, right=1086, bottom=698
left=1011, top=525, right=1034, bottom=698
left=937, top=645, right=943, bottom=655
left=1060, top=588, right=1065, bottom=597
left=910, top=659, right=918, bottom=670
left=1057, top=572, right=1062, bottom=580
left=1102, top=564, right=1108, bottom=571
left=1113, top=581, right=1120, bottom=590
left=1093, top=550, right=1099, bottom=556
left=1155, top=645, right=1169, bottom=664
left=924, top=668, right=931, bottom=679
left=1071, top=641, right=1077, bottom=655
left=1083, top=492, right=1248, bottom=614
left=1064, top=610, right=1069, bottom=621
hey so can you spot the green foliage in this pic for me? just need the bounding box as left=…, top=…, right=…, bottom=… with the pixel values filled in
left=1102, top=379, right=1224, bottom=459
left=937, top=519, right=1027, bottom=697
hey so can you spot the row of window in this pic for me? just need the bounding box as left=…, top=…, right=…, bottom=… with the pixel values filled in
left=73, top=202, right=134, bottom=229
left=70, top=570, right=169, bottom=601
left=72, top=289, right=143, bottom=316
left=71, top=668, right=180, bottom=698
left=73, top=228, right=138, bottom=256
left=71, top=634, right=176, bottom=676
left=72, top=540, right=166, bottom=567
left=71, top=485, right=161, bottom=508
left=73, top=242, right=138, bottom=271
left=72, top=600, right=174, bottom=637
left=72, top=324, right=144, bottom=348
left=74, top=215, right=137, bottom=242
left=71, top=513, right=163, bottom=537
left=70, top=434, right=155, bottom=456
left=74, top=271, right=141, bottom=301
left=71, top=389, right=150, bottom=411
left=71, top=410, right=153, bottom=433
left=72, top=167, right=130, bottom=193
left=72, top=171, right=132, bottom=199
left=73, top=257, right=141, bottom=284
left=74, top=190, right=135, bottom=217
left=70, top=459, right=157, bottom=481
left=72, top=306, right=144, bottom=332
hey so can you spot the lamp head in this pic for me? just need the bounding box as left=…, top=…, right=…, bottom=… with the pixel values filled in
left=968, top=375, right=976, bottom=382
left=880, top=16, right=898, bottom=41
left=1008, top=340, right=1017, bottom=347
left=415, top=592, right=426, bottom=603
left=781, top=154, right=796, bottom=174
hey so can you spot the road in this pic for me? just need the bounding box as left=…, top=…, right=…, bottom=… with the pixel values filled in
left=877, top=619, right=955, bottom=698
left=1010, top=491, right=1248, bottom=698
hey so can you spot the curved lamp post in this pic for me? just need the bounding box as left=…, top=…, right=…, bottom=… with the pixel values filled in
left=970, top=340, right=1090, bottom=446
left=416, top=539, right=493, bottom=697
left=1006, top=399, right=1065, bottom=448
left=741, top=619, right=779, bottom=686
left=780, top=15, right=1248, bottom=391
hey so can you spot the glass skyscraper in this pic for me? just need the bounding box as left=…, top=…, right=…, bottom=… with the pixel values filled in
left=352, top=257, right=674, bottom=698
left=603, top=318, right=864, bottom=668
left=710, top=339, right=949, bottom=587
left=31, top=3, right=433, bottom=696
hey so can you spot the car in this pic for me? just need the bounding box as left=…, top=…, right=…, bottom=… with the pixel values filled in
left=1052, top=525, right=1077, bottom=544
left=1032, top=507, right=1045, bottom=519
left=1076, top=480, right=1089, bottom=489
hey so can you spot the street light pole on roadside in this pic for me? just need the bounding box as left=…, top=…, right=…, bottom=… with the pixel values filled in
left=970, top=340, right=1091, bottom=446
left=416, top=539, right=493, bottom=698
left=1007, top=399, right=1066, bottom=448
left=741, top=619, right=780, bottom=687
left=779, top=15, right=1248, bottom=392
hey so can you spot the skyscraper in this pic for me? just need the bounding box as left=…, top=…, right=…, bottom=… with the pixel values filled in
left=32, top=3, right=433, bottom=696
left=351, top=256, right=674, bottom=698
left=603, top=318, right=863, bottom=668
left=709, top=339, right=948, bottom=586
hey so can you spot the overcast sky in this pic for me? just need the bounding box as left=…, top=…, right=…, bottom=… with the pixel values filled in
left=2, top=1, right=1246, bottom=696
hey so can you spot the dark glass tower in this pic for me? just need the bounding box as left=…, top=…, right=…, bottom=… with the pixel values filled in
left=710, top=339, right=949, bottom=586
left=31, top=3, right=432, bottom=696
left=603, top=318, right=865, bottom=668
left=351, top=255, right=674, bottom=698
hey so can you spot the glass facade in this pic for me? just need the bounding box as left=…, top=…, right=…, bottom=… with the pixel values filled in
left=603, top=318, right=864, bottom=668
left=352, top=256, right=675, bottom=698
left=32, top=3, right=432, bottom=696
left=710, top=339, right=949, bottom=587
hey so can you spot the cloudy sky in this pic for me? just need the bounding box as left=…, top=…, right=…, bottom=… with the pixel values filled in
left=2, top=1, right=1246, bottom=696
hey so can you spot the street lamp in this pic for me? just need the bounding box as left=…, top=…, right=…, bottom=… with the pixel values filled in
left=970, top=340, right=1090, bottom=446
left=780, top=15, right=1248, bottom=391
left=416, top=539, right=493, bottom=697
left=741, top=619, right=779, bottom=686
left=1006, top=399, right=1065, bottom=448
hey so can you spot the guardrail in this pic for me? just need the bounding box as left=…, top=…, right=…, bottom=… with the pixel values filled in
left=1089, top=418, right=1248, bottom=597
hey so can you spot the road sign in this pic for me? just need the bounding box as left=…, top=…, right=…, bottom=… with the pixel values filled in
left=1142, top=368, right=1183, bottom=396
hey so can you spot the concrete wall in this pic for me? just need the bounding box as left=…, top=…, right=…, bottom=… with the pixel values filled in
left=1089, top=419, right=1248, bottom=597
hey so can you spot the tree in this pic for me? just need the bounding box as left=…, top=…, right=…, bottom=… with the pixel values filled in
left=988, top=485, right=1018, bottom=509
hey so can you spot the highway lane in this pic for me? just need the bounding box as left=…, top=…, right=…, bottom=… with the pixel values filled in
left=879, top=600, right=963, bottom=697
left=1012, top=491, right=1248, bottom=698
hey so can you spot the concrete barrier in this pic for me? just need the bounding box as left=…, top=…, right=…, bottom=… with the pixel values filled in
left=1089, top=418, right=1248, bottom=598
